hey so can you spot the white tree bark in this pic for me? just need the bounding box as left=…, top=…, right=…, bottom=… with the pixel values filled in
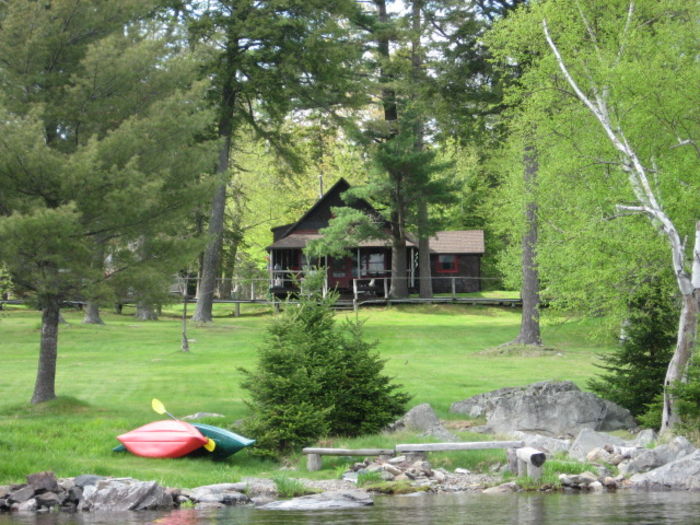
left=543, top=14, right=699, bottom=432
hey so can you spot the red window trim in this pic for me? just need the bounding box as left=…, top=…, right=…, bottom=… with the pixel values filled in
left=435, top=254, right=459, bottom=274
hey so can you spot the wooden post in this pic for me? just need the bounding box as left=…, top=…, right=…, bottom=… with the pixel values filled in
left=383, top=278, right=389, bottom=299
left=515, top=447, right=546, bottom=480
left=234, top=302, right=240, bottom=317
left=250, top=281, right=255, bottom=301
left=451, top=277, right=456, bottom=298
left=307, top=453, right=322, bottom=472
left=353, top=279, right=358, bottom=301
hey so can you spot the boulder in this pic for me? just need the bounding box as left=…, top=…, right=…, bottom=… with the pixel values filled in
left=259, top=490, right=372, bottom=511
left=450, top=381, right=636, bottom=437
left=569, top=428, right=626, bottom=462
left=387, top=403, right=457, bottom=441
left=79, top=478, right=174, bottom=512
left=632, top=429, right=657, bottom=447
left=482, top=482, right=518, bottom=494
left=628, top=450, right=700, bottom=490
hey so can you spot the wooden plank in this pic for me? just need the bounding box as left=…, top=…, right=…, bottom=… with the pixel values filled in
left=302, top=447, right=395, bottom=456
left=395, top=441, right=524, bottom=453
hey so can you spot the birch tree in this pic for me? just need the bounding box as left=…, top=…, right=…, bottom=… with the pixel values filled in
left=489, top=0, right=699, bottom=431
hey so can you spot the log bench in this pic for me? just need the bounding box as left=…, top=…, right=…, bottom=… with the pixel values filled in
left=302, top=447, right=395, bottom=472
left=396, top=441, right=546, bottom=480
left=303, top=441, right=547, bottom=480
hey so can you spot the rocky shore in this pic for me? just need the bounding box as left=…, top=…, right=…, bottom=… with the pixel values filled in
left=3, top=382, right=698, bottom=515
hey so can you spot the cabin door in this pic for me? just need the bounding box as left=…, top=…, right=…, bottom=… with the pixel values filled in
left=327, top=256, right=354, bottom=291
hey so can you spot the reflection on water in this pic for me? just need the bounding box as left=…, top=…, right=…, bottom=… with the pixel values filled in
left=2, top=492, right=700, bottom=525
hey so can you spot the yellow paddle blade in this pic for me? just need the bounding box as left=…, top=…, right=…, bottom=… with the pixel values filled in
left=204, top=439, right=216, bottom=452
left=151, top=398, right=166, bottom=415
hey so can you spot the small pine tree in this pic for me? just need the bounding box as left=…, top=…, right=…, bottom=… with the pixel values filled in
left=239, top=274, right=410, bottom=458
left=587, top=283, right=677, bottom=417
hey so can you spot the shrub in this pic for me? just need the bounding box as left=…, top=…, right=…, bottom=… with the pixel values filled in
left=587, top=283, right=677, bottom=417
left=239, top=276, right=410, bottom=458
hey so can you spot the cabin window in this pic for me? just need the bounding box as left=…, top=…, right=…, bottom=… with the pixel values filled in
left=359, top=252, right=385, bottom=276
left=436, top=254, right=458, bottom=273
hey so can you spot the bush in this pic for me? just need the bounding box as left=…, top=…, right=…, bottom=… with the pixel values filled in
left=239, top=277, right=410, bottom=458
left=587, top=283, right=677, bottom=417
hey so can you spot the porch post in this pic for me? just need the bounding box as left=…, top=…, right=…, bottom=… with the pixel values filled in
left=357, top=248, right=361, bottom=278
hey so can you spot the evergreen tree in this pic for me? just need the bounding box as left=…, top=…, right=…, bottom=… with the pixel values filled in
left=0, top=0, right=213, bottom=403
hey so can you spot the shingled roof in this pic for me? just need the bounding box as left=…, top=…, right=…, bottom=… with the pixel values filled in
left=427, top=230, right=484, bottom=254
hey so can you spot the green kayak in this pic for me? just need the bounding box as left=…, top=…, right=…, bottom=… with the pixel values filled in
left=114, top=422, right=254, bottom=460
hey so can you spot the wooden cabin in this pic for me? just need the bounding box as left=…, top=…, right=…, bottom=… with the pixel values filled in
left=267, top=178, right=484, bottom=296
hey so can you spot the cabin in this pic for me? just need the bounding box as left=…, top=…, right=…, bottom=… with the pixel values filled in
left=267, top=178, right=484, bottom=296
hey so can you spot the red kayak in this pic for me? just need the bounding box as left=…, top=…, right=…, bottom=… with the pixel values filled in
left=117, top=420, right=208, bottom=458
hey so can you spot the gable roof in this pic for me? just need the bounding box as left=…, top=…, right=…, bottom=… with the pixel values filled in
left=428, top=230, right=484, bottom=254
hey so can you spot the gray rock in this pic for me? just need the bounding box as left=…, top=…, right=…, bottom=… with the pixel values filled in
left=451, top=381, right=636, bottom=437
left=184, top=483, right=249, bottom=505
left=9, top=485, right=35, bottom=503
left=629, top=450, right=700, bottom=490
left=620, top=436, right=696, bottom=475
left=482, top=482, right=518, bottom=494
left=509, top=431, right=571, bottom=455
left=74, top=475, right=106, bottom=488
left=35, top=492, right=62, bottom=508
left=0, top=486, right=9, bottom=499
left=16, top=498, right=37, bottom=513
left=569, top=429, right=625, bottom=462
left=27, top=472, right=59, bottom=493
left=387, top=403, right=457, bottom=441
left=259, top=490, right=372, bottom=511
left=633, top=429, right=657, bottom=447
left=80, top=478, right=174, bottom=512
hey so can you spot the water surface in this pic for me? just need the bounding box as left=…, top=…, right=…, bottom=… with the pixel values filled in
left=2, top=491, right=700, bottom=525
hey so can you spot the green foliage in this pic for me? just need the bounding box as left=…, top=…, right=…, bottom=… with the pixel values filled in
left=587, top=283, right=677, bottom=417
left=240, top=279, right=410, bottom=458
left=271, top=475, right=314, bottom=498
left=357, top=471, right=383, bottom=486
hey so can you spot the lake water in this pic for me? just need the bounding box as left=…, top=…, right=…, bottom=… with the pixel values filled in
left=2, top=491, right=700, bottom=525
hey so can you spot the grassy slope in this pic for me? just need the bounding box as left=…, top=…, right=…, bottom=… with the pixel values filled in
left=0, top=302, right=612, bottom=487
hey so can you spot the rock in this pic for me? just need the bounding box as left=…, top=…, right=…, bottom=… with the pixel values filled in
left=451, top=381, right=636, bottom=437
left=35, top=492, right=62, bottom=508
left=454, top=468, right=471, bottom=475
left=259, top=490, right=372, bottom=511
left=569, top=429, right=626, bottom=462
left=633, top=429, right=657, bottom=447
left=16, top=498, right=37, bottom=513
left=482, top=482, right=518, bottom=494
left=619, top=436, right=695, bottom=475
left=629, top=450, right=700, bottom=490
left=9, top=485, right=35, bottom=503
left=0, top=486, right=9, bottom=499
left=586, top=447, right=614, bottom=464
left=379, top=471, right=395, bottom=481
left=184, top=484, right=249, bottom=505
left=74, top=475, right=106, bottom=488
left=388, top=456, right=407, bottom=465
left=387, top=403, right=457, bottom=441
left=509, top=431, right=571, bottom=455
left=80, top=478, right=174, bottom=512
left=27, top=472, right=59, bottom=494
left=589, top=481, right=605, bottom=492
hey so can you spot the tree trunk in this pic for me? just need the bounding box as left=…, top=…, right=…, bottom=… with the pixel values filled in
left=661, top=222, right=700, bottom=431
left=31, top=296, right=60, bottom=404
left=83, top=301, right=104, bottom=325
left=513, top=143, right=542, bottom=345
left=418, top=200, right=433, bottom=298
left=135, top=303, right=158, bottom=321
left=192, top=41, right=236, bottom=323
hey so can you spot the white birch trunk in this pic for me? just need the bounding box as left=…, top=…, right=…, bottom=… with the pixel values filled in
left=543, top=16, right=699, bottom=432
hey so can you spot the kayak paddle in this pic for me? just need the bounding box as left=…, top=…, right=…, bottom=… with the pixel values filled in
left=151, top=398, right=216, bottom=452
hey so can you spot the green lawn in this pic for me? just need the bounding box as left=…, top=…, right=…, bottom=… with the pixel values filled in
left=0, top=302, right=613, bottom=487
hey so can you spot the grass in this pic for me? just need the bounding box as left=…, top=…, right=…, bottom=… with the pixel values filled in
left=0, top=301, right=615, bottom=487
